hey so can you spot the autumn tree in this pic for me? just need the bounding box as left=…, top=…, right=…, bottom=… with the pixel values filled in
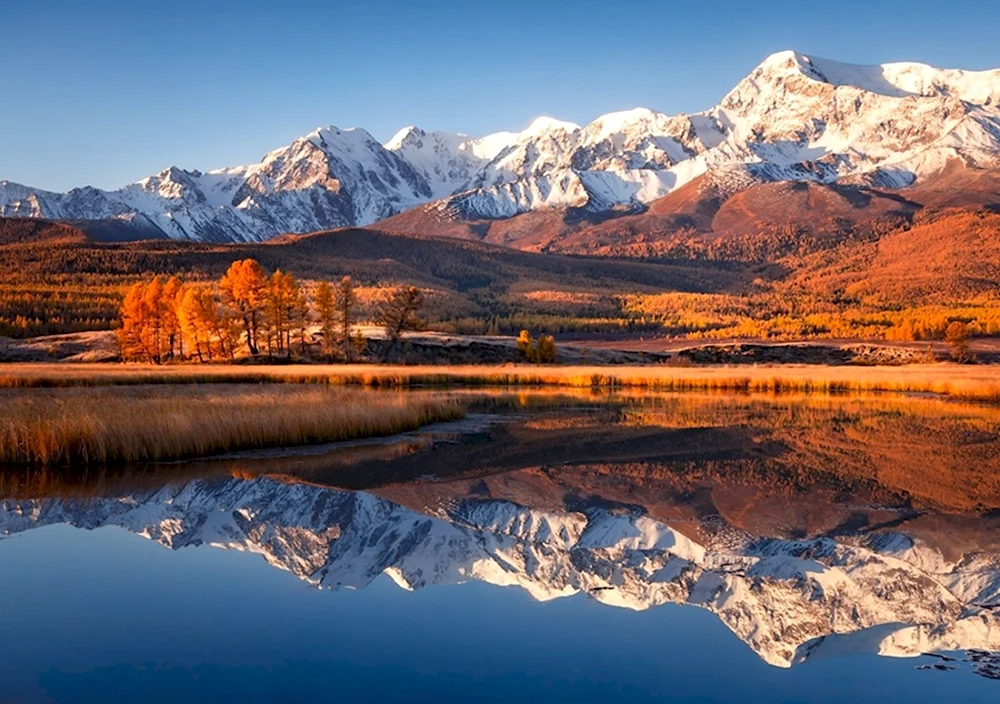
left=178, top=286, right=215, bottom=362
left=142, top=276, right=167, bottom=364
left=945, top=321, right=971, bottom=363
left=118, top=283, right=149, bottom=362
left=181, top=285, right=239, bottom=362
left=376, top=285, right=423, bottom=359
left=294, top=285, right=311, bottom=355
left=516, top=329, right=557, bottom=363
left=220, top=259, right=267, bottom=355
left=315, top=281, right=336, bottom=357
left=162, top=276, right=184, bottom=360
left=178, top=286, right=208, bottom=362
left=535, top=334, right=557, bottom=363
left=264, top=270, right=306, bottom=357
left=516, top=329, right=533, bottom=359
left=264, top=270, right=288, bottom=356
left=118, top=276, right=187, bottom=364
left=335, top=276, right=358, bottom=361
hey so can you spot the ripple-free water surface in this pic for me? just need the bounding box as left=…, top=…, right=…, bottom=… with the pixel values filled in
left=2, top=392, right=999, bottom=702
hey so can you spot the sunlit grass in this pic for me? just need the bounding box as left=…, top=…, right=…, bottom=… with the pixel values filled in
left=2, top=363, right=1000, bottom=402
left=0, top=385, right=463, bottom=467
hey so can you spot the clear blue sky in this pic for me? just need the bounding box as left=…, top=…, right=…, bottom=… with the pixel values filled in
left=3, top=0, right=999, bottom=192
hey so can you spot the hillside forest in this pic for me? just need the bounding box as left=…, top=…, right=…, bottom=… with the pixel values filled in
left=1, top=208, right=999, bottom=347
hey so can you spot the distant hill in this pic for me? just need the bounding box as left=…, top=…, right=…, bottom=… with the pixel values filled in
left=2, top=150, right=999, bottom=342
left=377, top=161, right=999, bottom=263
left=0, top=218, right=757, bottom=337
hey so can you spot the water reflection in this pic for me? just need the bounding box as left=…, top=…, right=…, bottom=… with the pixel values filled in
left=2, top=391, right=1000, bottom=689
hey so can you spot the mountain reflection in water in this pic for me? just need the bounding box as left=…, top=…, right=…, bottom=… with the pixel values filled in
left=2, top=391, right=1000, bottom=691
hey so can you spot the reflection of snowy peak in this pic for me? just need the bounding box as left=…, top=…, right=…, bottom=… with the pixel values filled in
left=2, top=476, right=999, bottom=669
left=3, top=51, right=1000, bottom=242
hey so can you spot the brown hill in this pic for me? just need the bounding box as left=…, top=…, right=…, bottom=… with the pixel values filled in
left=0, top=217, right=168, bottom=246
left=789, top=209, right=1000, bottom=302
left=374, top=162, right=999, bottom=262
left=903, top=160, right=1000, bottom=211
left=375, top=201, right=629, bottom=252
left=0, top=220, right=759, bottom=337
left=3, top=162, right=1000, bottom=341
left=0, top=218, right=90, bottom=245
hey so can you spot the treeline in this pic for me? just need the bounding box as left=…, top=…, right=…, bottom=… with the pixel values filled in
left=0, top=284, right=120, bottom=338
left=118, top=258, right=423, bottom=363
left=622, top=291, right=1000, bottom=343
left=444, top=314, right=663, bottom=336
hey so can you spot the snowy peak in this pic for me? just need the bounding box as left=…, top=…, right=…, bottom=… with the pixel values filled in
left=519, top=115, right=581, bottom=139
left=4, top=50, right=1000, bottom=243
left=385, top=125, right=424, bottom=151
left=2, top=477, right=999, bottom=671
left=382, top=125, right=517, bottom=200
left=747, top=50, right=1000, bottom=105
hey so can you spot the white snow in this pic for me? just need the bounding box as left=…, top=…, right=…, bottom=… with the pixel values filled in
left=2, top=480, right=999, bottom=670
left=4, top=50, right=1000, bottom=241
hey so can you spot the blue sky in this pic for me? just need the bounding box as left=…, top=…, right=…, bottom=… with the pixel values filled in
left=3, top=0, right=999, bottom=191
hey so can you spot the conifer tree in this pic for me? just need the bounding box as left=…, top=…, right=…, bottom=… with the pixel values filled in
left=162, top=276, right=183, bottom=360
left=142, top=277, right=166, bottom=364
left=315, top=281, right=336, bottom=357
left=376, top=285, right=423, bottom=359
left=220, top=259, right=267, bottom=355
left=118, top=283, right=148, bottom=362
left=178, top=285, right=213, bottom=362
left=335, top=276, right=358, bottom=362
left=293, top=284, right=311, bottom=356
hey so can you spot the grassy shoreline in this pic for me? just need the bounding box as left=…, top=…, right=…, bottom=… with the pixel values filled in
left=0, top=385, right=463, bottom=467
left=1, top=362, right=1000, bottom=401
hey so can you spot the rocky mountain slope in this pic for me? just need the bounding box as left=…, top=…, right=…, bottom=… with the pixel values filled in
left=2, top=476, right=999, bottom=671
left=3, top=51, right=999, bottom=243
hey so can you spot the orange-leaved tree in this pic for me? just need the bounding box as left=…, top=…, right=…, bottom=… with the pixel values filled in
left=119, top=282, right=150, bottom=362
left=220, top=259, right=267, bottom=356
left=177, top=285, right=236, bottom=362
left=264, top=270, right=305, bottom=357
left=945, top=321, right=971, bottom=363
left=336, top=276, right=358, bottom=361
left=315, top=281, right=336, bottom=357
left=162, top=276, right=184, bottom=360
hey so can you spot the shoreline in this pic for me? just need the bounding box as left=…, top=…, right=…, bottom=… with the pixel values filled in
left=2, top=361, right=1000, bottom=401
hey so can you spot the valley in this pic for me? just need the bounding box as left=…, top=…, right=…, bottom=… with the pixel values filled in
left=2, top=51, right=1000, bottom=351
left=5, top=4, right=1000, bottom=700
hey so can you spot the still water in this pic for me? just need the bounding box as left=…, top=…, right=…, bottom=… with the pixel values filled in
left=1, top=392, right=999, bottom=702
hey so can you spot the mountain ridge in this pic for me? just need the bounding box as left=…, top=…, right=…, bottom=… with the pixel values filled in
left=3, top=50, right=1000, bottom=244
left=2, top=476, right=998, bottom=670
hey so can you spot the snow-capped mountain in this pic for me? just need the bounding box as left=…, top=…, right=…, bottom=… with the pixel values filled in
left=3, top=50, right=1000, bottom=242
left=2, top=476, right=999, bottom=671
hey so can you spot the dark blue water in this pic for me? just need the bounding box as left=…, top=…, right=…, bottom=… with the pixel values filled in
left=0, top=523, right=993, bottom=704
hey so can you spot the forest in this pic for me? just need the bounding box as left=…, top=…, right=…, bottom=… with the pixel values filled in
left=2, top=212, right=1000, bottom=347
left=118, top=259, right=426, bottom=364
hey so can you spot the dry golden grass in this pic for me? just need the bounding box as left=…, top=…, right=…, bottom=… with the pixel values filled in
left=0, top=385, right=462, bottom=467
left=2, top=362, right=1000, bottom=401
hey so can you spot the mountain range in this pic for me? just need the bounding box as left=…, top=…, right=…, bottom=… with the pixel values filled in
left=3, top=50, right=1000, bottom=245
left=2, top=475, right=998, bottom=672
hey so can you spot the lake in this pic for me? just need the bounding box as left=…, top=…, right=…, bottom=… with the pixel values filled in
left=2, top=391, right=999, bottom=702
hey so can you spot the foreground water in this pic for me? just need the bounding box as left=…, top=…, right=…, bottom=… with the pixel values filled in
left=2, top=391, right=1000, bottom=702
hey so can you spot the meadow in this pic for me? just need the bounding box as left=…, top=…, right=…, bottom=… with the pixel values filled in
left=4, top=360, right=1000, bottom=469
left=0, top=384, right=462, bottom=467
left=2, top=362, right=1000, bottom=400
